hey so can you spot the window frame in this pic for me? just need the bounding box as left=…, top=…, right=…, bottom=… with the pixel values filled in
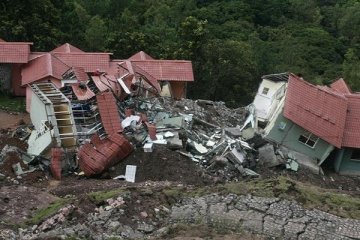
left=298, top=131, right=319, bottom=148
left=261, top=87, right=269, bottom=95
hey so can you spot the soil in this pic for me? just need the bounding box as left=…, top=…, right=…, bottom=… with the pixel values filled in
left=110, top=145, right=212, bottom=186
left=0, top=109, right=359, bottom=238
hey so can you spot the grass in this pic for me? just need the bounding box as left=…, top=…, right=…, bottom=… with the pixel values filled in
left=0, top=94, right=26, bottom=112
left=26, top=198, right=73, bottom=226
left=87, top=188, right=128, bottom=204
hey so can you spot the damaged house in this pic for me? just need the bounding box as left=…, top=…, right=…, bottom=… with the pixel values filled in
left=256, top=73, right=360, bottom=176
left=0, top=39, right=195, bottom=179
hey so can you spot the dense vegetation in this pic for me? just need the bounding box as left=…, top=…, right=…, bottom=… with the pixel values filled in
left=1, top=0, right=360, bottom=107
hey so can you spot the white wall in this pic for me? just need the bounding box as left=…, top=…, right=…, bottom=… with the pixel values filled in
left=253, top=79, right=286, bottom=122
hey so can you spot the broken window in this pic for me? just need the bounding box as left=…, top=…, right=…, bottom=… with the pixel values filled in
left=350, top=149, right=360, bottom=162
left=262, top=87, right=269, bottom=95
left=298, top=131, right=318, bottom=148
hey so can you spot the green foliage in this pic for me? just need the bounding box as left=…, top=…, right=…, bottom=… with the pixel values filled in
left=1, top=0, right=359, bottom=106
left=342, top=47, right=360, bottom=91
left=0, top=95, right=26, bottom=112
left=88, top=188, right=127, bottom=204
left=26, top=198, right=73, bottom=226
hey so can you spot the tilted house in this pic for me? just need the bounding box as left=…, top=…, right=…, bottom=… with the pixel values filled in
left=263, top=73, right=360, bottom=175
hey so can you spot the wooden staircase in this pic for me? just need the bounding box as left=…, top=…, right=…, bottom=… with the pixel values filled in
left=30, top=83, right=77, bottom=149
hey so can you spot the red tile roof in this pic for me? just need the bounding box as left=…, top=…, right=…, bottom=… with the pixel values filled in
left=21, top=53, right=70, bottom=85
left=53, top=52, right=111, bottom=72
left=0, top=42, right=32, bottom=63
left=116, top=60, right=161, bottom=92
left=342, top=94, right=360, bottom=148
left=132, top=63, right=161, bottom=92
left=0, top=38, right=6, bottom=42
left=131, top=60, right=194, bottom=81
left=96, top=92, right=123, bottom=134
left=72, top=67, right=88, bottom=82
left=91, top=74, right=119, bottom=92
left=330, top=78, right=351, bottom=94
left=51, top=43, right=84, bottom=53
left=71, top=84, right=95, bottom=101
left=129, top=51, right=154, bottom=60
left=283, top=74, right=348, bottom=148
left=78, top=133, right=133, bottom=176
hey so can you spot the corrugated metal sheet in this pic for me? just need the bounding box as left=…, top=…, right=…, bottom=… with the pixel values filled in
left=283, top=74, right=348, bottom=148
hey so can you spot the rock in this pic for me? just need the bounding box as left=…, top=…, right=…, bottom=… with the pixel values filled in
left=258, top=144, right=281, bottom=167
left=224, top=127, right=242, bottom=138
left=108, top=221, right=121, bottom=231
left=241, top=127, right=256, bottom=140
left=0, top=229, right=16, bottom=240
left=137, top=222, right=155, bottom=233
left=140, top=211, right=148, bottom=218
left=0, top=173, right=5, bottom=181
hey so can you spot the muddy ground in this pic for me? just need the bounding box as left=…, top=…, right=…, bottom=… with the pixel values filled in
left=0, top=110, right=360, bottom=239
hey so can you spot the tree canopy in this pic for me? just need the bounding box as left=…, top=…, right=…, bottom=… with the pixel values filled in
left=1, top=0, right=359, bottom=106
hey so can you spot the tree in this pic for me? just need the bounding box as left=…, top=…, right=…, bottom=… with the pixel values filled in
left=85, top=15, right=107, bottom=51
left=342, top=48, right=360, bottom=91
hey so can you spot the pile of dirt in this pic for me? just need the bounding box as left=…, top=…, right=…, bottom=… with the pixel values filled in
left=111, top=145, right=212, bottom=186
left=0, top=135, right=28, bottom=151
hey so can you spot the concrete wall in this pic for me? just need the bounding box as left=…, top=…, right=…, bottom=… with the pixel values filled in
left=11, top=63, right=26, bottom=96
left=253, top=79, right=286, bottom=122
left=266, top=111, right=334, bottom=162
left=0, top=63, right=12, bottom=92
left=334, top=148, right=360, bottom=176
left=170, top=81, right=186, bottom=99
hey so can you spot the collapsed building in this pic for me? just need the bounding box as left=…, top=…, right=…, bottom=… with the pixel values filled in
left=2, top=38, right=360, bottom=180
left=251, top=73, right=360, bottom=176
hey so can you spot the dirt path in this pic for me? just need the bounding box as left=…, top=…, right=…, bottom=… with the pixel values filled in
left=0, top=111, right=30, bottom=130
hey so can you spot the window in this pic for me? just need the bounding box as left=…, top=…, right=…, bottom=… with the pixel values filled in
left=262, top=87, right=269, bottom=95
left=298, top=131, right=318, bottom=148
left=350, top=149, right=360, bottom=162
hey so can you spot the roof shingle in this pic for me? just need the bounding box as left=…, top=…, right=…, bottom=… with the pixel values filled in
left=283, top=74, right=348, bottom=148
left=21, top=53, right=70, bottom=85
left=96, top=92, right=122, bottom=134
left=131, top=60, right=194, bottom=81
left=0, top=42, right=32, bottom=63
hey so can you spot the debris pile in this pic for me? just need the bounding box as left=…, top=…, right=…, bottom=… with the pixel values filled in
left=1, top=91, right=307, bottom=183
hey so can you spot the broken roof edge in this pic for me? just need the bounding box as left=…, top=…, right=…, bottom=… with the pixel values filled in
left=130, top=59, right=192, bottom=63
left=0, top=41, right=33, bottom=45
left=289, top=73, right=348, bottom=101
left=261, top=72, right=289, bottom=82
left=330, top=78, right=352, bottom=94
